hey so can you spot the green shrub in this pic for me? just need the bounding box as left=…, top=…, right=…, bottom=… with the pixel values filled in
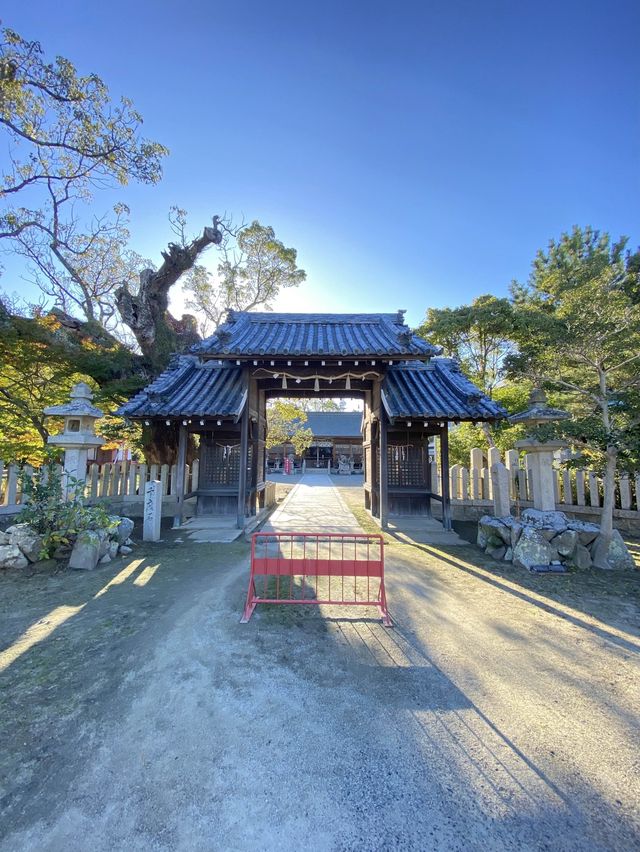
left=18, top=461, right=116, bottom=558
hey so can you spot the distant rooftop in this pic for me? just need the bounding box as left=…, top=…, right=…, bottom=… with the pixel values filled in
left=305, top=411, right=362, bottom=438
left=192, top=310, right=438, bottom=359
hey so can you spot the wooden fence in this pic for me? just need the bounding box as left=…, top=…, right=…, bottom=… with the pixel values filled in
left=443, top=448, right=640, bottom=514
left=0, top=460, right=199, bottom=511
left=1, top=451, right=638, bottom=518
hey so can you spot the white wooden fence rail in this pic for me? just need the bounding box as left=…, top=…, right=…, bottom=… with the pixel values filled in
left=0, top=460, right=200, bottom=510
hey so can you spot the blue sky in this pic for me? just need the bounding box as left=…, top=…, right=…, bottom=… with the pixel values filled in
left=3, top=1, right=639, bottom=327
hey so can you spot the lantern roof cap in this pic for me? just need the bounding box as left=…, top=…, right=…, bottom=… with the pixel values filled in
left=509, top=388, right=570, bottom=426
left=44, top=382, right=103, bottom=419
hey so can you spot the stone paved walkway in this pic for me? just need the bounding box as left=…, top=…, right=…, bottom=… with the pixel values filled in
left=263, top=474, right=363, bottom=533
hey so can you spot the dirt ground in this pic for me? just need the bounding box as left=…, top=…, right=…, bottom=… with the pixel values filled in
left=1, top=508, right=639, bottom=850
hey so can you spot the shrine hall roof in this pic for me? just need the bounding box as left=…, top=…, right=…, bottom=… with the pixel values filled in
left=192, top=311, right=438, bottom=359
left=382, top=360, right=507, bottom=423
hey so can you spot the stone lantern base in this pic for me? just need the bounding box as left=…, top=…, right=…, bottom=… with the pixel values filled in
left=515, top=439, right=565, bottom=512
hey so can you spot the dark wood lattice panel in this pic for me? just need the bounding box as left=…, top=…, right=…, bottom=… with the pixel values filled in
left=387, top=445, right=427, bottom=487
left=200, top=442, right=253, bottom=487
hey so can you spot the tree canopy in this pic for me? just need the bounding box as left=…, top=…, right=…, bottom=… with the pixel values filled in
left=0, top=27, right=167, bottom=224
left=0, top=27, right=167, bottom=331
left=507, top=227, right=640, bottom=536
left=266, top=400, right=313, bottom=456
left=418, top=294, right=519, bottom=396
left=183, top=220, right=306, bottom=337
left=0, top=298, right=146, bottom=463
left=419, top=226, right=640, bottom=538
left=0, top=28, right=306, bottom=462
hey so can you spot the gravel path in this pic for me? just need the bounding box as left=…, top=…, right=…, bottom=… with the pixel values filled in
left=1, top=493, right=639, bottom=850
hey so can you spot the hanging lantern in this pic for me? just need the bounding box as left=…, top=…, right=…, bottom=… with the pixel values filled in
left=314, top=377, right=320, bottom=392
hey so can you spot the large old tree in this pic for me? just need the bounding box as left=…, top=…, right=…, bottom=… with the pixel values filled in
left=0, top=27, right=305, bottom=462
left=0, top=27, right=167, bottom=328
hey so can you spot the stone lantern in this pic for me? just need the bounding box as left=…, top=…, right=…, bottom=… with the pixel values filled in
left=510, top=388, right=570, bottom=512
left=44, top=382, right=105, bottom=497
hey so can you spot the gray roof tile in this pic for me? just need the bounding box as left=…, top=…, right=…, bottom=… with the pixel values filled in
left=382, top=360, right=507, bottom=422
left=119, top=357, right=505, bottom=424
left=193, top=311, right=437, bottom=358
left=118, top=357, right=245, bottom=419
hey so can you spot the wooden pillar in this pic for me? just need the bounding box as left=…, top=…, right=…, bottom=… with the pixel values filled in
left=371, top=421, right=379, bottom=516
left=425, top=438, right=432, bottom=518
left=250, top=420, right=259, bottom=516
left=379, top=410, right=389, bottom=530
left=260, top=390, right=268, bottom=490
left=440, top=424, right=451, bottom=530
left=172, top=423, right=188, bottom=529
left=237, top=388, right=250, bottom=530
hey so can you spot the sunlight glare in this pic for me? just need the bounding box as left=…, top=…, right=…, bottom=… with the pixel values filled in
left=0, top=605, right=85, bottom=673
left=133, top=564, right=159, bottom=587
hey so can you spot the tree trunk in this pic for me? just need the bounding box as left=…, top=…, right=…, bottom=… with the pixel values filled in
left=597, top=367, right=616, bottom=542
left=141, top=422, right=198, bottom=466
left=481, top=421, right=496, bottom=448
left=115, top=219, right=223, bottom=371
left=600, top=445, right=617, bottom=540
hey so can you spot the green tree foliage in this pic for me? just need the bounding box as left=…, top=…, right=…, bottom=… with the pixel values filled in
left=508, top=226, right=640, bottom=537
left=0, top=311, right=83, bottom=462
left=0, top=301, right=145, bottom=463
left=184, top=221, right=306, bottom=335
left=447, top=382, right=531, bottom=465
left=266, top=400, right=313, bottom=456
left=0, top=27, right=167, bottom=231
left=18, top=459, right=117, bottom=558
left=418, top=294, right=522, bottom=450
left=418, top=295, right=519, bottom=395
left=0, top=26, right=167, bottom=338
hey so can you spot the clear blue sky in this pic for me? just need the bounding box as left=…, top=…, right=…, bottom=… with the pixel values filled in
left=3, top=1, right=639, bottom=327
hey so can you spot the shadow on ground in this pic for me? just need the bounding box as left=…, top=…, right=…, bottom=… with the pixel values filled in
left=1, top=501, right=639, bottom=850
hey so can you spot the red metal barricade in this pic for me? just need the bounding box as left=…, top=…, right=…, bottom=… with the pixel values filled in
left=241, top=532, right=392, bottom=626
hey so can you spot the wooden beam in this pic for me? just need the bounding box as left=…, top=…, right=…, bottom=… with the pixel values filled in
left=172, top=423, right=188, bottom=529
left=440, top=424, right=451, bottom=531
left=425, top=441, right=432, bottom=519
